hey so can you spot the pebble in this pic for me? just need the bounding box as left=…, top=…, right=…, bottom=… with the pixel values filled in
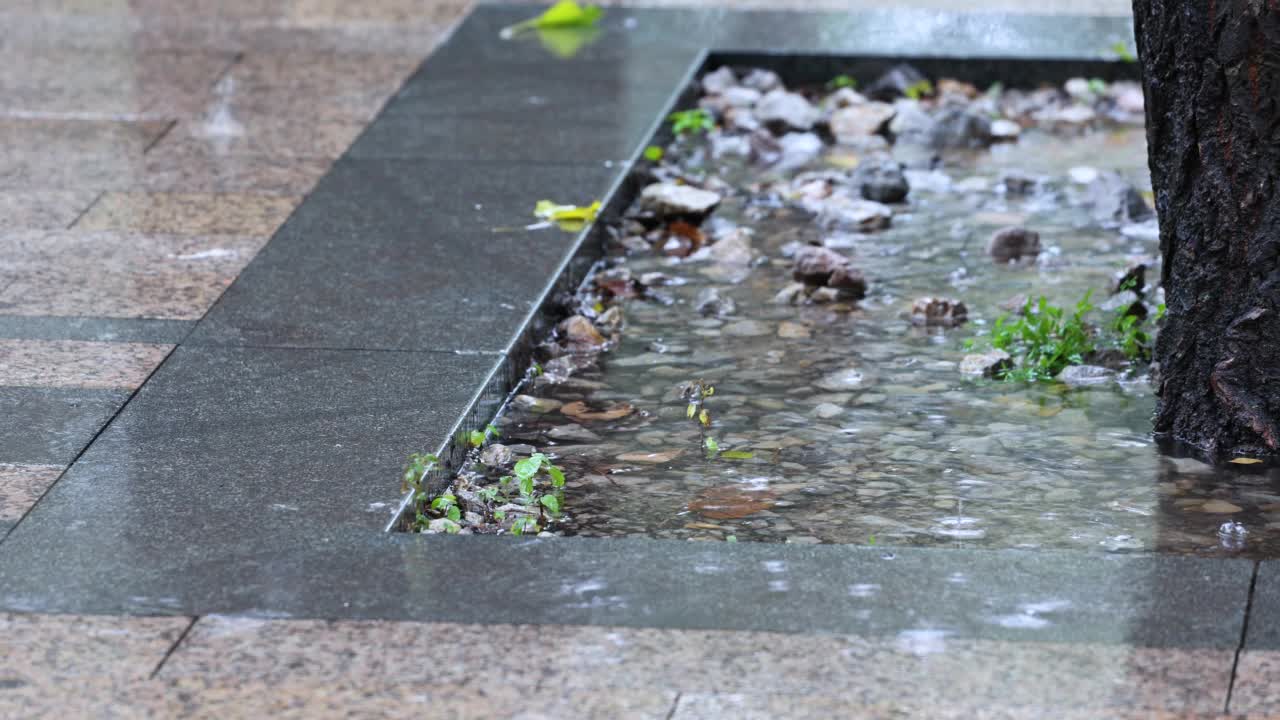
left=777, top=321, right=811, bottom=339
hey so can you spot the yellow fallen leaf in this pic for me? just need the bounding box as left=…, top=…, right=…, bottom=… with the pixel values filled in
left=533, top=200, right=602, bottom=232
left=1230, top=457, right=1264, bottom=465
left=500, top=1, right=604, bottom=38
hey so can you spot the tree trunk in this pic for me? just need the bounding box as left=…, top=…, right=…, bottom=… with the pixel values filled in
left=1134, top=0, right=1280, bottom=458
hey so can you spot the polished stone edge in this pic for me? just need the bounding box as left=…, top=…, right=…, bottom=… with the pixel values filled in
left=0, top=316, right=195, bottom=344
left=382, top=49, right=709, bottom=530
left=0, top=532, right=1252, bottom=650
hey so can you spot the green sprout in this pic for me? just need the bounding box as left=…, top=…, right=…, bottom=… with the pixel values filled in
left=466, top=423, right=501, bottom=448
left=683, top=379, right=715, bottom=426
left=643, top=145, right=665, bottom=162
left=1111, top=41, right=1136, bottom=63
left=904, top=79, right=934, bottom=101
left=827, top=74, right=857, bottom=91
left=669, top=108, right=715, bottom=136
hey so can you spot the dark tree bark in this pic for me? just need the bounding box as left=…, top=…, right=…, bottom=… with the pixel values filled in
left=1134, top=0, right=1280, bottom=457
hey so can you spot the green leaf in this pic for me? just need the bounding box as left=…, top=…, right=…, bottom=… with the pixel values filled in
left=494, top=509, right=506, bottom=520
left=446, top=506, right=461, bottom=522
left=513, top=455, right=543, bottom=480
left=826, top=74, right=856, bottom=90
left=540, top=494, right=561, bottom=514
left=536, top=26, right=601, bottom=59
left=726, top=535, right=738, bottom=543
left=721, top=450, right=754, bottom=460
left=703, top=436, right=720, bottom=454
left=547, top=465, right=566, bottom=488
left=519, top=475, right=535, bottom=498
left=500, top=1, right=604, bottom=39
left=904, top=79, right=934, bottom=100
left=643, top=145, right=664, bottom=162
left=669, top=109, right=714, bottom=135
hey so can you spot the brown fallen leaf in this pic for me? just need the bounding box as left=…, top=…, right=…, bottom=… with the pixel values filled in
left=688, top=486, right=776, bottom=520
left=1229, top=457, right=1264, bottom=465
left=560, top=400, right=634, bottom=422
left=668, top=220, right=706, bottom=249
left=617, top=449, right=683, bottom=464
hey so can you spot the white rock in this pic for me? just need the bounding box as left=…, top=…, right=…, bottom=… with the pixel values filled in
left=990, top=118, right=1021, bottom=140
left=756, top=89, right=820, bottom=132
left=775, top=132, right=824, bottom=169
left=816, top=367, right=865, bottom=391
left=640, top=183, right=722, bottom=218
left=741, top=68, right=782, bottom=92
left=722, top=86, right=762, bottom=107
left=810, top=195, right=893, bottom=231
left=830, top=101, right=895, bottom=143
left=701, top=66, right=737, bottom=95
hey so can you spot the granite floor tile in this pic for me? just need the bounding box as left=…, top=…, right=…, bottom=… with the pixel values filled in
left=349, top=104, right=674, bottom=163
left=0, top=316, right=193, bottom=344
left=159, top=618, right=1232, bottom=714
left=0, top=676, right=675, bottom=720
left=0, top=118, right=169, bottom=190
left=0, top=339, right=171, bottom=390
left=0, top=191, right=98, bottom=231
left=0, top=47, right=235, bottom=118
left=161, top=52, right=421, bottom=121
left=1227, top=650, right=1280, bottom=713
left=149, top=115, right=367, bottom=159
left=74, top=192, right=298, bottom=236
left=0, top=612, right=191, bottom=677
left=0, top=464, right=62, bottom=525
left=0, top=230, right=271, bottom=319
left=670, top=694, right=1228, bottom=720
left=0, top=345, right=498, bottom=540
left=0, top=612, right=191, bottom=717
left=0, top=386, right=130, bottom=465
left=187, top=158, right=618, bottom=351
left=136, top=141, right=332, bottom=195
left=0, top=10, right=459, bottom=57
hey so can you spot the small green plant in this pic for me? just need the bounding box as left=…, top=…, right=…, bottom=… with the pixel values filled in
left=827, top=74, right=857, bottom=90
left=499, top=453, right=567, bottom=536
left=1113, top=312, right=1152, bottom=362
left=402, top=452, right=439, bottom=497
left=904, top=79, right=934, bottom=100
left=643, top=145, right=665, bottom=162
left=1111, top=41, right=1136, bottom=63
left=683, top=379, right=715, bottom=426
left=1155, top=303, right=1167, bottom=322
left=466, top=423, right=501, bottom=448
left=986, top=293, right=1097, bottom=382
left=669, top=108, right=715, bottom=135
left=1087, top=77, right=1107, bottom=95
left=703, top=436, right=720, bottom=456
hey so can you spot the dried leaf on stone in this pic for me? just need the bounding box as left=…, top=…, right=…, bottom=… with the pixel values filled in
left=1229, top=457, right=1263, bottom=465
left=560, top=400, right=634, bottom=422
left=688, top=486, right=776, bottom=520
left=617, top=449, right=684, bottom=464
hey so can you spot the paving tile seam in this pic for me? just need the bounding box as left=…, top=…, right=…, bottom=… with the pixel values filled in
left=63, top=190, right=103, bottom=230
left=147, top=615, right=199, bottom=680
left=1226, top=560, right=1263, bottom=713
left=0, top=342, right=181, bottom=548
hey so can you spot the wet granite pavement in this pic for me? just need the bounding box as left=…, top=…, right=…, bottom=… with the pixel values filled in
left=2, top=0, right=1276, bottom=716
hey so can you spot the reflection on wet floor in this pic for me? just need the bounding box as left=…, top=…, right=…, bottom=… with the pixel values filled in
left=480, top=114, right=1280, bottom=557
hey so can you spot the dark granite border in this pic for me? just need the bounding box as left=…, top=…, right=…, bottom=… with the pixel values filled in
left=1, top=3, right=1258, bottom=651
